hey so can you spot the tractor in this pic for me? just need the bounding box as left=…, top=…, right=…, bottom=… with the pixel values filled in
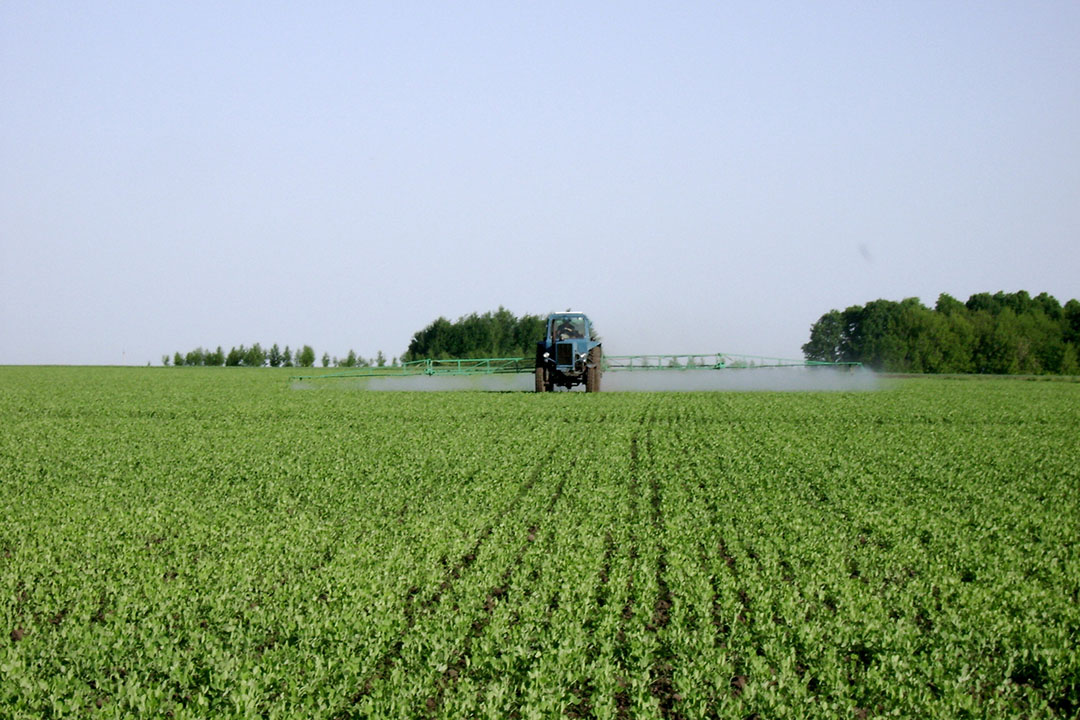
left=535, top=312, right=602, bottom=392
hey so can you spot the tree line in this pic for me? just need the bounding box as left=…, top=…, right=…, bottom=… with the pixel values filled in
left=803, top=291, right=1080, bottom=374
left=403, top=307, right=546, bottom=361
left=165, top=344, right=393, bottom=368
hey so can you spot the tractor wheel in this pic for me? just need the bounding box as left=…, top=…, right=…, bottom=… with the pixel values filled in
left=586, top=347, right=602, bottom=393
left=535, top=365, right=546, bottom=393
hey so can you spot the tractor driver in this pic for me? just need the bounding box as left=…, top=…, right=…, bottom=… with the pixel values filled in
left=556, top=317, right=581, bottom=340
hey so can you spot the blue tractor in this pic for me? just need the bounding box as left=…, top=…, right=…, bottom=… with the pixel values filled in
left=535, top=312, right=602, bottom=392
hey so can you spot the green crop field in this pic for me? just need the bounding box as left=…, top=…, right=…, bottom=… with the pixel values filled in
left=1, top=367, right=1078, bottom=719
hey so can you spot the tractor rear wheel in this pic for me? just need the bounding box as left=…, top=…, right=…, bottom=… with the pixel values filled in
left=585, top=348, right=602, bottom=393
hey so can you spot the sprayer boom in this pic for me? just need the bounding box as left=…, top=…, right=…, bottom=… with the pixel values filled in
left=291, top=352, right=858, bottom=382
left=602, top=353, right=861, bottom=371
left=289, top=312, right=859, bottom=385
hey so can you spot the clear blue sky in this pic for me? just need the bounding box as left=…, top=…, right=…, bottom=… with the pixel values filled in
left=3, top=2, right=1078, bottom=365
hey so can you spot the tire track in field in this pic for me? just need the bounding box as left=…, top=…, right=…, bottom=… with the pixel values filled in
left=613, top=409, right=649, bottom=720
left=717, top=535, right=754, bottom=700
left=422, top=464, right=571, bottom=717
left=692, top=425, right=758, bottom=701
left=697, top=487, right=731, bottom=642
left=702, top=486, right=753, bottom=706
left=739, top=544, right=818, bottom=700
left=718, top=537, right=783, bottom=705
left=565, top=529, right=615, bottom=720
left=682, top=442, right=739, bottom=714
left=342, top=447, right=558, bottom=711
left=766, top=547, right=815, bottom=693
left=698, top=541, right=729, bottom=639
left=644, top=420, right=681, bottom=720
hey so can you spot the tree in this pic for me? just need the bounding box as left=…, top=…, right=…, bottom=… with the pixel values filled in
left=343, top=350, right=357, bottom=368
left=933, top=311, right=974, bottom=373
left=320, top=352, right=330, bottom=368
left=185, top=347, right=206, bottom=366
left=282, top=346, right=293, bottom=367
left=173, top=351, right=185, bottom=367
left=802, top=310, right=845, bottom=363
left=226, top=346, right=244, bottom=367
left=244, top=343, right=266, bottom=367
left=1061, top=344, right=1080, bottom=375
left=207, top=346, right=225, bottom=366
left=297, top=345, right=315, bottom=368
left=1034, top=292, right=1063, bottom=321
left=841, top=299, right=908, bottom=371
left=965, top=292, right=997, bottom=315
left=935, top=292, right=966, bottom=316
left=974, top=309, right=1022, bottom=374
left=1065, top=300, right=1080, bottom=345
left=268, top=344, right=282, bottom=368
left=376, top=350, right=387, bottom=367
left=162, top=354, right=171, bottom=367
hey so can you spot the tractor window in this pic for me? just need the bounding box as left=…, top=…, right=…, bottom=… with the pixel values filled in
left=554, top=316, right=586, bottom=340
